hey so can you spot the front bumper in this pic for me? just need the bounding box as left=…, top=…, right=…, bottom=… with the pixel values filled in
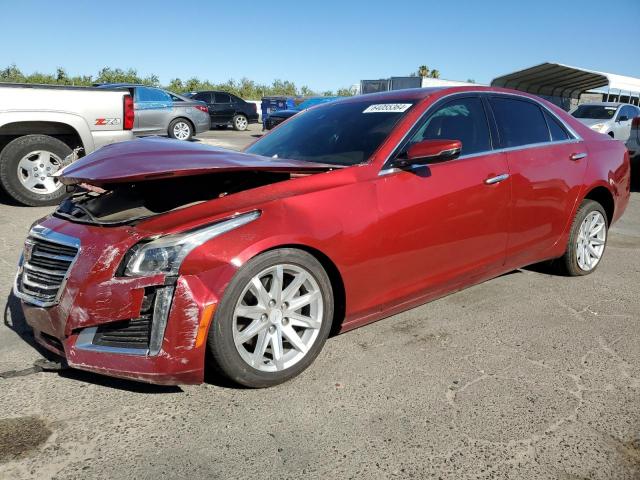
left=20, top=275, right=216, bottom=385
left=15, top=219, right=220, bottom=385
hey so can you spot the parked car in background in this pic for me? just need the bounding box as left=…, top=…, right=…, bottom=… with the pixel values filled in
left=627, top=115, right=640, bottom=159
left=0, top=83, right=135, bottom=206
left=571, top=102, right=640, bottom=140
left=184, top=91, right=258, bottom=131
left=14, top=87, right=630, bottom=388
left=264, top=96, right=340, bottom=130
left=97, top=84, right=210, bottom=141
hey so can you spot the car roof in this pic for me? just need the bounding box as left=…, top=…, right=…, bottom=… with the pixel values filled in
left=339, top=86, right=543, bottom=103
left=194, top=90, right=236, bottom=95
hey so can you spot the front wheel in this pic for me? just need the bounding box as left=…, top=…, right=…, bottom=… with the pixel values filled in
left=168, top=119, right=193, bottom=141
left=207, top=249, right=334, bottom=388
left=232, top=114, right=248, bottom=131
left=558, top=199, right=608, bottom=276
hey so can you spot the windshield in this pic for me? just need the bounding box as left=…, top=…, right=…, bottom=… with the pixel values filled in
left=246, top=100, right=416, bottom=165
left=572, top=105, right=618, bottom=120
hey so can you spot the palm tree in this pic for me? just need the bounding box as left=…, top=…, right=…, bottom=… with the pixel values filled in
left=418, top=65, right=429, bottom=78
left=429, top=69, right=441, bottom=79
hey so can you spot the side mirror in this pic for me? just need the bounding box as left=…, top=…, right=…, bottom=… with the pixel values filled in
left=618, top=115, right=629, bottom=122
left=394, top=139, right=462, bottom=169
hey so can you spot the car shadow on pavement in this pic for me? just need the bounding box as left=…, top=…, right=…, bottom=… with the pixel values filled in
left=3, top=293, right=183, bottom=393
left=0, top=187, right=23, bottom=207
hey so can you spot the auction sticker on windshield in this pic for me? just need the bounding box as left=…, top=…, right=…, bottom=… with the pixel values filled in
left=363, top=104, right=413, bottom=113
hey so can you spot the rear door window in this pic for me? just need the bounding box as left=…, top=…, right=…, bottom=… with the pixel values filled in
left=193, top=92, right=212, bottom=103
left=214, top=93, right=231, bottom=104
left=490, top=97, right=550, bottom=148
left=544, top=111, right=570, bottom=141
left=408, top=96, right=492, bottom=156
left=136, top=87, right=171, bottom=103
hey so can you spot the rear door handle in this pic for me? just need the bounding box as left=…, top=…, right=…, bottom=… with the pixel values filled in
left=484, top=173, right=509, bottom=185
left=570, top=152, right=587, bottom=161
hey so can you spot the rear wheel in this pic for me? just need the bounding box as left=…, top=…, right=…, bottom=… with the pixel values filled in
left=168, top=118, right=193, bottom=141
left=233, top=114, right=248, bottom=131
left=557, top=199, right=608, bottom=276
left=0, top=135, right=71, bottom=206
left=207, top=248, right=334, bottom=388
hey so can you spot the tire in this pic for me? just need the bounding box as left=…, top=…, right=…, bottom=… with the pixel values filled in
left=168, top=118, right=193, bottom=141
left=208, top=248, right=334, bottom=388
left=0, top=135, right=71, bottom=206
left=232, top=114, right=248, bottom=131
left=557, top=199, right=608, bottom=276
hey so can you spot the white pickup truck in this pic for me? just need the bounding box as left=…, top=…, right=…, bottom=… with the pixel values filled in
left=0, top=83, right=135, bottom=206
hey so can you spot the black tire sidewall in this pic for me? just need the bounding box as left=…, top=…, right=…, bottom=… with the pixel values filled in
left=208, top=249, right=334, bottom=388
left=168, top=119, right=193, bottom=141
left=0, top=135, right=71, bottom=206
left=563, top=199, right=608, bottom=276
left=233, top=114, right=247, bottom=131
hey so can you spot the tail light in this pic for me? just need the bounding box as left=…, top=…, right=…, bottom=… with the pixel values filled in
left=632, top=116, right=640, bottom=128
left=195, top=105, right=208, bottom=113
left=123, top=94, right=134, bottom=130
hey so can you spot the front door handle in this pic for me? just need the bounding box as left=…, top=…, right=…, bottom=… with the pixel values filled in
left=570, top=152, right=587, bottom=161
left=484, top=173, right=509, bottom=185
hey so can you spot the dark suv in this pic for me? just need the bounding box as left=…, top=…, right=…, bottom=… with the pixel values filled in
left=186, top=91, right=259, bottom=131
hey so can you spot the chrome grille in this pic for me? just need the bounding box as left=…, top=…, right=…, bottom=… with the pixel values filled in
left=15, top=227, right=80, bottom=307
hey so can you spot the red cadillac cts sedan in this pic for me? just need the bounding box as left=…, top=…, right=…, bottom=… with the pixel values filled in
left=14, top=87, right=630, bottom=387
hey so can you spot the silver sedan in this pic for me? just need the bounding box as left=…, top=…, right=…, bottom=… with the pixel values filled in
left=98, top=84, right=210, bottom=141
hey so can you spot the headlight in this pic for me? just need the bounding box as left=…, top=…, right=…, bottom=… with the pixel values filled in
left=124, top=211, right=260, bottom=277
left=590, top=123, right=606, bottom=131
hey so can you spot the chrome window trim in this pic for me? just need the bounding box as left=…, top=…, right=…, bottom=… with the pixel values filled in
left=378, top=90, right=583, bottom=177
left=13, top=225, right=81, bottom=308
left=378, top=138, right=582, bottom=177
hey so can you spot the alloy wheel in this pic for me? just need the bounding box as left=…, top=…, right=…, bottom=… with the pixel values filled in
left=16, top=150, right=64, bottom=194
left=235, top=116, right=248, bottom=130
left=173, top=122, right=191, bottom=140
left=232, top=264, right=324, bottom=372
left=576, top=211, right=606, bottom=271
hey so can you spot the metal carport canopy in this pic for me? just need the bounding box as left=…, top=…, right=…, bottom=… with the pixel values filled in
left=491, top=62, right=640, bottom=99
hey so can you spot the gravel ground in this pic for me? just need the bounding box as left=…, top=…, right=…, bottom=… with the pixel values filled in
left=0, top=130, right=638, bottom=479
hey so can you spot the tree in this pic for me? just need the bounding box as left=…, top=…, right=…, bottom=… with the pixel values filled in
left=0, top=64, right=24, bottom=82
left=0, top=64, right=354, bottom=100
left=55, top=67, right=67, bottom=83
left=466, top=78, right=476, bottom=84
left=429, top=69, right=440, bottom=79
left=336, top=87, right=355, bottom=97
left=300, top=85, right=314, bottom=97
left=418, top=65, right=429, bottom=78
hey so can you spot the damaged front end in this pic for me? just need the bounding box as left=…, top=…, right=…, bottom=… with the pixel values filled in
left=14, top=139, right=335, bottom=384
left=54, top=171, right=287, bottom=226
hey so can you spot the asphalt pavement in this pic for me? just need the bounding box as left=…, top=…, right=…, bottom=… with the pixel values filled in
left=0, top=128, right=638, bottom=479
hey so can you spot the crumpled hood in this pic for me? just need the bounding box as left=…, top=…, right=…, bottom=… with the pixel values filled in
left=57, top=137, right=336, bottom=186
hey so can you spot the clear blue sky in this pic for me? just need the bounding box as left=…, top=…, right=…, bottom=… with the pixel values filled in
left=1, top=0, right=638, bottom=91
